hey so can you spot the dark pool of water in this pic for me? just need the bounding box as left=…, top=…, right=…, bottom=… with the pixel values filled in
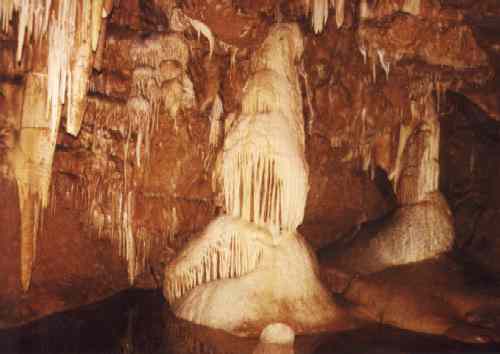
left=0, top=290, right=499, bottom=354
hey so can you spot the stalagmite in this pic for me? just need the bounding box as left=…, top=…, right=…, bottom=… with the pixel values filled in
left=326, top=191, right=454, bottom=275
left=222, top=109, right=309, bottom=234
left=224, top=24, right=308, bottom=234
left=260, top=323, right=295, bottom=344
left=165, top=24, right=340, bottom=337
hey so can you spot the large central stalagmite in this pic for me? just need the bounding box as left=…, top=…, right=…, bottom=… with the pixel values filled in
left=163, top=23, right=350, bottom=336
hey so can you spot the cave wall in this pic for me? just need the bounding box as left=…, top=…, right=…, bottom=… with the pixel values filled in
left=441, top=92, right=500, bottom=271
left=0, top=0, right=499, bottom=327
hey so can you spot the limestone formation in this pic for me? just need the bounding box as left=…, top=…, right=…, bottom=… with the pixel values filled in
left=163, top=23, right=349, bottom=337
left=1, top=0, right=500, bottom=345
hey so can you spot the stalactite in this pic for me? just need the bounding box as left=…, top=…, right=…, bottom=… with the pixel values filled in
left=335, top=0, right=345, bottom=28
left=130, top=34, right=190, bottom=70
left=417, top=108, right=440, bottom=201
left=393, top=87, right=441, bottom=204
left=159, top=60, right=183, bottom=82
left=127, top=96, right=153, bottom=167
left=377, top=49, right=391, bottom=80
left=402, top=0, right=421, bottom=16
left=311, top=0, right=329, bottom=34
left=19, top=186, right=40, bottom=292
left=308, top=0, right=343, bottom=33
left=14, top=72, right=50, bottom=291
left=299, top=62, right=315, bottom=135
left=208, top=94, right=223, bottom=152
left=359, top=0, right=371, bottom=19
left=389, top=118, right=418, bottom=194
left=82, top=33, right=194, bottom=284
left=131, top=65, right=158, bottom=97
left=169, top=7, right=190, bottom=32
left=13, top=1, right=49, bottom=62
left=91, top=0, right=104, bottom=51
left=123, top=191, right=136, bottom=284
left=304, top=0, right=311, bottom=15
left=181, top=75, right=196, bottom=109
left=1, top=1, right=49, bottom=60
left=66, top=0, right=93, bottom=136
left=164, top=7, right=215, bottom=58
left=1, top=1, right=17, bottom=33
left=359, top=45, right=367, bottom=64
left=161, top=79, right=183, bottom=120
left=12, top=0, right=104, bottom=240
left=93, top=15, right=108, bottom=71
left=164, top=216, right=267, bottom=303
left=188, top=17, right=215, bottom=59
left=102, top=0, right=113, bottom=18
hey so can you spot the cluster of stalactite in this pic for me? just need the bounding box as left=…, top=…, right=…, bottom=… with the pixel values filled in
left=304, top=0, right=346, bottom=34
left=78, top=33, right=196, bottom=284
left=1, top=0, right=111, bottom=291
left=164, top=216, right=266, bottom=302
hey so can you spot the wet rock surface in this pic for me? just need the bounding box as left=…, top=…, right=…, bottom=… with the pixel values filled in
left=1, top=289, right=499, bottom=354
left=0, top=0, right=500, bottom=335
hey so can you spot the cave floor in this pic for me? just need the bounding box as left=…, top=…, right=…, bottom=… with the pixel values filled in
left=0, top=289, right=498, bottom=354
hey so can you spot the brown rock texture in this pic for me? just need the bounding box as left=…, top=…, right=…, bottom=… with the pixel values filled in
left=0, top=0, right=499, bottom=328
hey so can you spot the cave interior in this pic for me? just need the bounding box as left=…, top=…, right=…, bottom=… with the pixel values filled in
left=1, top=0, right=500, bottom=353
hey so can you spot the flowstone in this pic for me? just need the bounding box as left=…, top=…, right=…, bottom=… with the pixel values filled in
left=165, top=217, right=345, bottom=336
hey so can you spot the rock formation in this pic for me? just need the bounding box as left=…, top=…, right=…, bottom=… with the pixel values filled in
left=163, top=23, right=353, bottom=337
left=0, top=0, right=500, bottom=344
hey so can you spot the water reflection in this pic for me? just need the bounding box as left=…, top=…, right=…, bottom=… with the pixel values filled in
left=0, top=289, right=498, bottom=354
